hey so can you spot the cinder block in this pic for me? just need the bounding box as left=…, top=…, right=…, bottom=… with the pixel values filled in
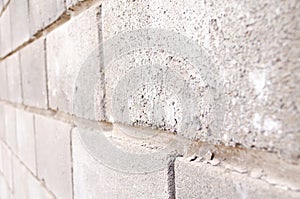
left=6, top=53, right=22, bottom=104
left=20, top=38, right=48, bottom=109
left=0, top=60, right=8, bottom=100
left=175, top=158, right=300, bottom=199
left=0, top=104, right=6, bottom=141
left=13, top=156, right=54, bottom=199
left=28, top=0, right=65, bottom=35
left=0, top=143, right=3, bottom=173
left=47, top=4, right=103, bottom=120
left=2, top=144, right=13, bottom=190
left=4, top=105, right=18, bottom=153
left=0, top=5, right=11, bottom=57
left=0, top=175, right=12, bottom=199
left=102, top=0, right=300, bottom=159
left=35, top=115, right=72, bottom=199
left=16, top=109, right=36, bottom=174
left=9, top=0, right=30, bottom=50
left=72, top=127, right=169, bottom=199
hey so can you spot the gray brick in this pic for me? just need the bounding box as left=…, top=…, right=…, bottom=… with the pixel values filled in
left=9, top=0, right=30, bottom=50
left=29, top=0, right=65, bottom=35
left=4, top=105, right=18, bottom=153
left=0, top=60, right=8, bottom=100
left=47, top=4, right=103, bottom=120
left=6, top=53, right=22, bottom=104
left=16, top=109, right=36, bottom=174
left=0, top=5, right=11, bottom=57
left=35, top=115, right=72, bottom=199
left=20, top=38, right=48, bottom=109
left=72, top=127, right=169, bottom=199
left=175, top=158, right=300, bottom=199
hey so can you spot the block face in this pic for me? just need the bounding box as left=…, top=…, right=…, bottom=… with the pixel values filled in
left=0, top=6, right=11, bottom=57
left=13, top=157, right=54, bottom=199
left=9, top=0, right=30, bottom=50
left=175, top=158, right=300, bottom=199
left=4, top=105, right=18, bottom=153
left=72, top=128, right=169, bottom=199
left=29, top=0, right=65, bottom=35
left=16, top=109, right=36, bottom=174
left=35, top=115, right=72, bottom=199
left=102, top=0, right=300, bottom=159
left=20, top=38, right=48, bottom=109
left=0, top=175, right=11, bottom=199
left=2, top=144, right=13, bottom=189
left=6, top=53, right=22, bottom=104
left=47, top=4, right=103, bottom=120
left=0, top=104, right=6, bottom=141
left=0, top=60, right=8, bottom=100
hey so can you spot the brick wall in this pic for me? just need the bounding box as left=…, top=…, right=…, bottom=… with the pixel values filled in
left=0, top=0, right=299, bottom=198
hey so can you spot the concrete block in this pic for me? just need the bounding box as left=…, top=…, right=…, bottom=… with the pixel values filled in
left=28, top=0, right=65, bottom=35
left=175, top=158, right=300, bottom=199
left=0, top=60, right=8, bottom=100
left=0, top=5, right=11, bottom=57
left=4, top=105, right=18, bottom=153
left=0, top=104, right=6, bottom=141
left=20, top=38, right=48, bottom=109
left=35, top=115, right=72, bottom=199
left=9, top=0, right=30, bottom=50
left=2, top=144, right=13, bottom=190
left=0, top=143, right=3, bottom=173
left=47, top=4, right=103, bottom=120
left=72, top=127, right=169, bottom=199
left=102, top=0, right=300, bottom=160
left=0, top=174, right=11, bottom=199
left=13, top=157, right=54, bottom=199
left=16, top=109, right=36, bottom=174
left=6, top=53, right=22, bottom=104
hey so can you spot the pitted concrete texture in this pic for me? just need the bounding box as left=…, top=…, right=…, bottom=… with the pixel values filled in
left=175, top=158, right=300, bottom=199
left=102, top=0, right=300, bottom=160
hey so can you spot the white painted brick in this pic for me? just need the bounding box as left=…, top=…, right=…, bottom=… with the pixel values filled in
left=4, top=105, right=18, bottom=153
left=9, top=0, right=30, bottom=50
left=35, top=115, right=72, bottom=199
left=29, top=0, right=65, bottom=35
left=20, top=38, right=48, bottom=109
left=66, top=0, right=83, bottom=8
left=2, top=144, right=13, bottom=190
left=6, top=53, right=22, bottom=104
left=16, top=109, right=36, bottom=174
left=175, top=158, right=300, bottom=199
left=0, top=104, right=6, bottom=141
left=72, top=128, right=169, bottom=199
left=47, top=4, right=103, bottom=120
left=0, top=5, right=11, bottom=57
left=0, top=60, right=8, bottom=100
left=13, top=156, right=54, bottom=199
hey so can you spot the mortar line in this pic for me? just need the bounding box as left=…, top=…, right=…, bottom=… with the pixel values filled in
left=43, top=38, right=50, bottom=108
left=0, top=139, right=58, bottom=198
left=0, top=0, right=102, bottom=62
left=167, top=157, right=176, bottom=199
left=69, top=126, right=75, bottom=199
left=0, top=0, right=11, bottom=18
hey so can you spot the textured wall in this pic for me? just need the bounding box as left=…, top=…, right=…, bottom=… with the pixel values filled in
left=0, top=0, right=299, bottom=198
